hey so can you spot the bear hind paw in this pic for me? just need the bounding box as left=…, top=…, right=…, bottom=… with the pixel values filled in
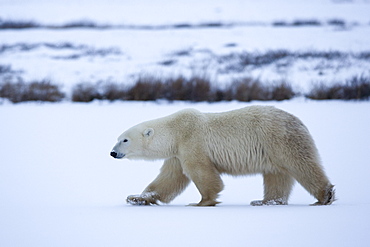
left=311, top=185, right=336, bottom=206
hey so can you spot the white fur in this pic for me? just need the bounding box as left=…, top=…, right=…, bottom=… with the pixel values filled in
left=111, top=106, right=335, bottom=206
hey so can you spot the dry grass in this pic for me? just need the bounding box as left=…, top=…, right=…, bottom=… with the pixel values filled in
left=0, top=79, right=65, bottom=103
left=307, top=75, right=370, bottom=100
left=2, top=74, right=369, bottom=103
left=70, top=75, right=295, bottom=102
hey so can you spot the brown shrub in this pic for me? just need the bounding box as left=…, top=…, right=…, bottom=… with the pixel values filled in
left=307, top=76, right=370, bottom=100
left=230, top=77, right=269, bottom=102
left=72, top=83, right=100, bottom=102
left=126, top=76, right=163, bottom=101
left=269, top=80, right=296, bottom=101
left=100, top=82, right=128, bottom=101
left=0, top=79, right=65, bottom=103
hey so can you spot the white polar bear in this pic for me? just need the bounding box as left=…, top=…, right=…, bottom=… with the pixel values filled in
left=111, top=106, right=335, bottom=206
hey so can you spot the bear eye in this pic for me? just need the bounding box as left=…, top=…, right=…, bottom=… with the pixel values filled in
left=123, top=139, right=128, bottom=143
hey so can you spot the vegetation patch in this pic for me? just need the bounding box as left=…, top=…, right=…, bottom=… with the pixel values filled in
left=0, top=79, right=65, bottom=103
left=0, top=18, right=351, bottom=30
left=307, top=75, right=370, bottom=100
left=0, top=43, right=122, bottom=60
left=217, top=50, right=368, bottom=73
left=70, top=75, right=295, bottom=103
left=0, top=19, right=40, bottom=29
left=1, top=74, right=369, bottom=104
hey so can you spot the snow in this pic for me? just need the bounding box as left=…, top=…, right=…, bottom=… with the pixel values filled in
left=2, top=26, right=370, bottom=94
left=1, top=100, right=370, bottom=247
left=2, top=0, right=370, bottom=25
left=1, top=0, right=370, bottom=94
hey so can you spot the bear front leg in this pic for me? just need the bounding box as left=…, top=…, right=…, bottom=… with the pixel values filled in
left=126, top=157, right=190, bottom=206
left=183, top=158, right=224, bottom=206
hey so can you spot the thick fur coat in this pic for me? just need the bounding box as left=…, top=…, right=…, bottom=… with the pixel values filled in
left=111, top=106, right=335, bottom=206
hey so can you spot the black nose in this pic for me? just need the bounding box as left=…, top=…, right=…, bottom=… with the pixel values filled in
left=110, top=151, right=117, bottom=158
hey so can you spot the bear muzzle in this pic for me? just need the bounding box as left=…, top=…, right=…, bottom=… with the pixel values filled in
left=110, top=151, right=125, bottom=159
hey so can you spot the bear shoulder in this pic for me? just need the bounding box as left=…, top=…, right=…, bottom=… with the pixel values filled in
left=168, top=108, right=205, bottom=124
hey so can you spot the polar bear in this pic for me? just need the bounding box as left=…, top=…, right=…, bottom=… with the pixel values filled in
left=110, top=106, right=335, bottom=206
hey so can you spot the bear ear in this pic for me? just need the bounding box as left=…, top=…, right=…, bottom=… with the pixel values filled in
left=143, top=128, right=154, bottom=137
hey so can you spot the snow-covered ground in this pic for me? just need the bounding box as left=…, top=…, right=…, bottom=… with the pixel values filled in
left=1, top=100, right=370, bottom=247
left=1, top=0, right=370, bottom=94
left=2, top=0, right=370, bottom=26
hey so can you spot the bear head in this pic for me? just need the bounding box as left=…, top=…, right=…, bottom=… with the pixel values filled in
left=110, top=121, right=176, bottom=160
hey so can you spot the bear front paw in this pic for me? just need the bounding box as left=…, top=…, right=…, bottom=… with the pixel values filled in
left=188, top=199, right=220, bottom=207
left=126, top=192, right=159, bottom=206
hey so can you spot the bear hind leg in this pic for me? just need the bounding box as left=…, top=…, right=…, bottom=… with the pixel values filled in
left=251, top=172, right=294, bottom=206
left=289, top=162, right=335, bottom=205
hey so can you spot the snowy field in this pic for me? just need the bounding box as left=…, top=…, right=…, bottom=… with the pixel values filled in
left=1, top=0, right=370, bottom=246
left=1, top=100, right=370, bottom=247
left=1, top=0, right=370, bottom=94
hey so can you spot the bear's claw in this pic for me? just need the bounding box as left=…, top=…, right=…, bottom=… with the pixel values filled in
left=126, top=192, right=159, bottom=206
